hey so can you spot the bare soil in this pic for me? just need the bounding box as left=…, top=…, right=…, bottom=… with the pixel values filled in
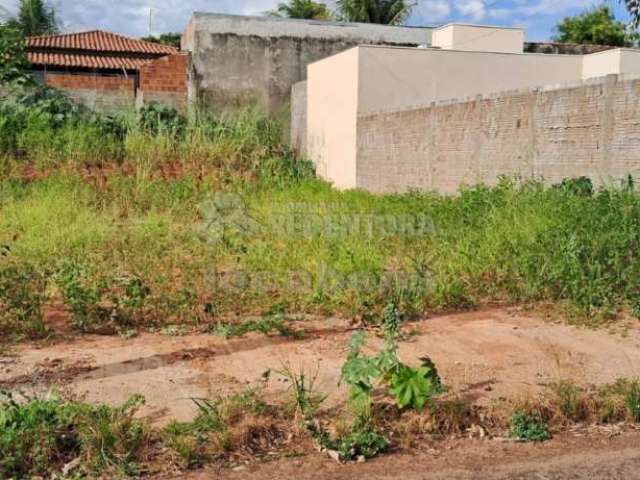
left=2, top=307, right=640, bottom=478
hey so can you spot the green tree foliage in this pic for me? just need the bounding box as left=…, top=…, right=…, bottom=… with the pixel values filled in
left=0, top=24, right=33, bottom=85
left=268, top=0, right=333, bottom=20
left=8, top=0, right=58, bottom=37
left=335, top=0, right=414, bottom=25
left=553, top=5, right=629, bottom=46
left=142, top=32, right=181, bottom=48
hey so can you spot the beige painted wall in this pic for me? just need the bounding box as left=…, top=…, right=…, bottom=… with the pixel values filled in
left=432, top=24, right=524, bottom=54
left=357, top=46, right=583, bottom=115
left=582, top=49, right=622, bottom=79
left=620, top=49, right=640, bottom=75
left=307, top=48, right=360, bottom=189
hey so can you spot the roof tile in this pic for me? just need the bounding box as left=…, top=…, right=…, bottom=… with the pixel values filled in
left=28, top=51, right=154, bottom=70
left=27, top=30, right=178, bottom=55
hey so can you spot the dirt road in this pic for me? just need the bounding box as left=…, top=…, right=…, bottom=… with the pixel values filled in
left=2, top=308, right=640, bottom=423
left=178, top=432, right=640, bottom=480
left=3, top=307, right=640, bottom=478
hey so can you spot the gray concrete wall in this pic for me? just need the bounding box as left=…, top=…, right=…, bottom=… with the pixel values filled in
left=184, top=13, right=432, bottom=113
left=356, top=74, right=640, bottom=194
left=290, top=81, right=307, bottom=156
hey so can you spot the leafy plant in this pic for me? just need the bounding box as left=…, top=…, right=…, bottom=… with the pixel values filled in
left=509, top=410, right=551, bottom=442
left=340, top=304, right=442, bottom=412
left=389, top=363, right=440, bottom=410
left=311, top=420, right=389, bottom=460
left=0, top=24, right=33, bottom=85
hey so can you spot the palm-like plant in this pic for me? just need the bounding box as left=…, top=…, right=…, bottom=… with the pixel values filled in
left=12, top=0, right=58, bottom=37
left=336, top=0, right=415, bottom=25
left=269, top=0, right=333, bottom=21
left=622, top=0, right=640, bottom=27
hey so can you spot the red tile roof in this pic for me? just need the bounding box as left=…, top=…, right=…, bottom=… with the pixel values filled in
left=28, top=51, right=154, bottom=70
left=27, top=30, right=178, bottom=55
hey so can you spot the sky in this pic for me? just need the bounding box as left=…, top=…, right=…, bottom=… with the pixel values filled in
left=0, top=0, right=633, bottom=41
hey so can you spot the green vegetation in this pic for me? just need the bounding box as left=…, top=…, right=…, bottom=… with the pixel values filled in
left=0, top=392, right=148, bottom=478
left=141, top=32, right=182, bottom=48
left=553, top=5, right=632, bottom=46
left=4, top=0, right=58, bottom=36
left=268, top=0, right=413, bottom=25
left=335, top=0, right=413, bottom=25
left=268, top=0, right=333, bottom=20
left=509, top=410, right=552, bottom=442
left=210, top=314, right=303, bottom=339
left=0, top=24, right=33, bottom=85
left=3, top=85, right=640, bottom=344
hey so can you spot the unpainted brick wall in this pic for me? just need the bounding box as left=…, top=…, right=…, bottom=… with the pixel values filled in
left=45, top=73, right=135, bottom=91
left=44, top=72, right=136, bottom=111
left=356, top=75, right=640, bottom=194
left=139, top=54, right=189, bottom=110
left=140, top=54, right=188, bottom=93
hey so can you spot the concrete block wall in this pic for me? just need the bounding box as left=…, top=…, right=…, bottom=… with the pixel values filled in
left=356, top=74, right=640, bottom=193
left=290, top=81, right=307, bottom=155
left=183, top=13, right=431, bottom=113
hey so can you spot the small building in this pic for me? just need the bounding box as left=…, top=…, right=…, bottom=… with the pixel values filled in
left=297, top=23, right=640, bottom=193
left=27, top=30, right=189, bottom=111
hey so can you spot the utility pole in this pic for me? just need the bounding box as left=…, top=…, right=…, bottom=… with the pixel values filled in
left=148, top=7, right=154, bottom=37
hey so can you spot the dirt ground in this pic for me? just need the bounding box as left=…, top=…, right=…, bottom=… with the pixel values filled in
left=177, top=431, right=640, bottom=480
left=2, top=307, right=640, bottom=478
left=2, top=307, right=640, bottom=424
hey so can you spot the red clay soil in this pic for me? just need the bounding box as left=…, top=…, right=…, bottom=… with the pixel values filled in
left=3, top=308, right=640, bottom=423
left=174, top=431, right=640, bottom=480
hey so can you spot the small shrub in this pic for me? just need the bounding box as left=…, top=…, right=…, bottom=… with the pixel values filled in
left=210, top=314, right=301, bottom=339
left=389, top=363, right=441, bottom=411
left=276, top=364, right=326, bottom=420
left=0, top=264, right=47, bottom=339
left=622, top=380, right=640, bottom=422
left=0, top=392, right=148, bottom=478
left=509, top=410, right=551, bottom=442
left=548, top=380, right=588, bottom=423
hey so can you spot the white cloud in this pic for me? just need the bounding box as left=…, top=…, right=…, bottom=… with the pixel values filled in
left=0, top=0, right=612, bottom=40
left=454, top=0, right=487, bottom=21
left=415, top=0, right=452, bottom=23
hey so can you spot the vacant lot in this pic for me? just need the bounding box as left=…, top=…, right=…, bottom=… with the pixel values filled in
left=2, top=86, right=640, bottom=478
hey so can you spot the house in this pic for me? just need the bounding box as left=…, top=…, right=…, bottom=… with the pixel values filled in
left=27, top=30, right=189, bottom=111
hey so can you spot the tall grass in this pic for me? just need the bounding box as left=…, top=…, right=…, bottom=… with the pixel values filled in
left=2, top=86, right=640, bottom=337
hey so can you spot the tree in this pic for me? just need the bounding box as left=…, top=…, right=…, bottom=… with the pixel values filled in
left=621, top=0, right=640, bottom=28
left=268, top=0, right=332, bottom=20
left=10, top=0, right=58, bottom=37
left=0, top=24, right=33, bottom=84
left=335, top=0, right=414, bottom=25
left=553, top=5, right=629, bottom=46
left=142, top=33, right=181, bottom=49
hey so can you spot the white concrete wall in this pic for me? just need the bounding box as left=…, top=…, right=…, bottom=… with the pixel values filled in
left=307, top=48, right=360, bottom=189
left=432, top=24, right=524, bottom=54
left=357, top=46, right=583, bottom=115
left=188, top=12, right=432, bottom=44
